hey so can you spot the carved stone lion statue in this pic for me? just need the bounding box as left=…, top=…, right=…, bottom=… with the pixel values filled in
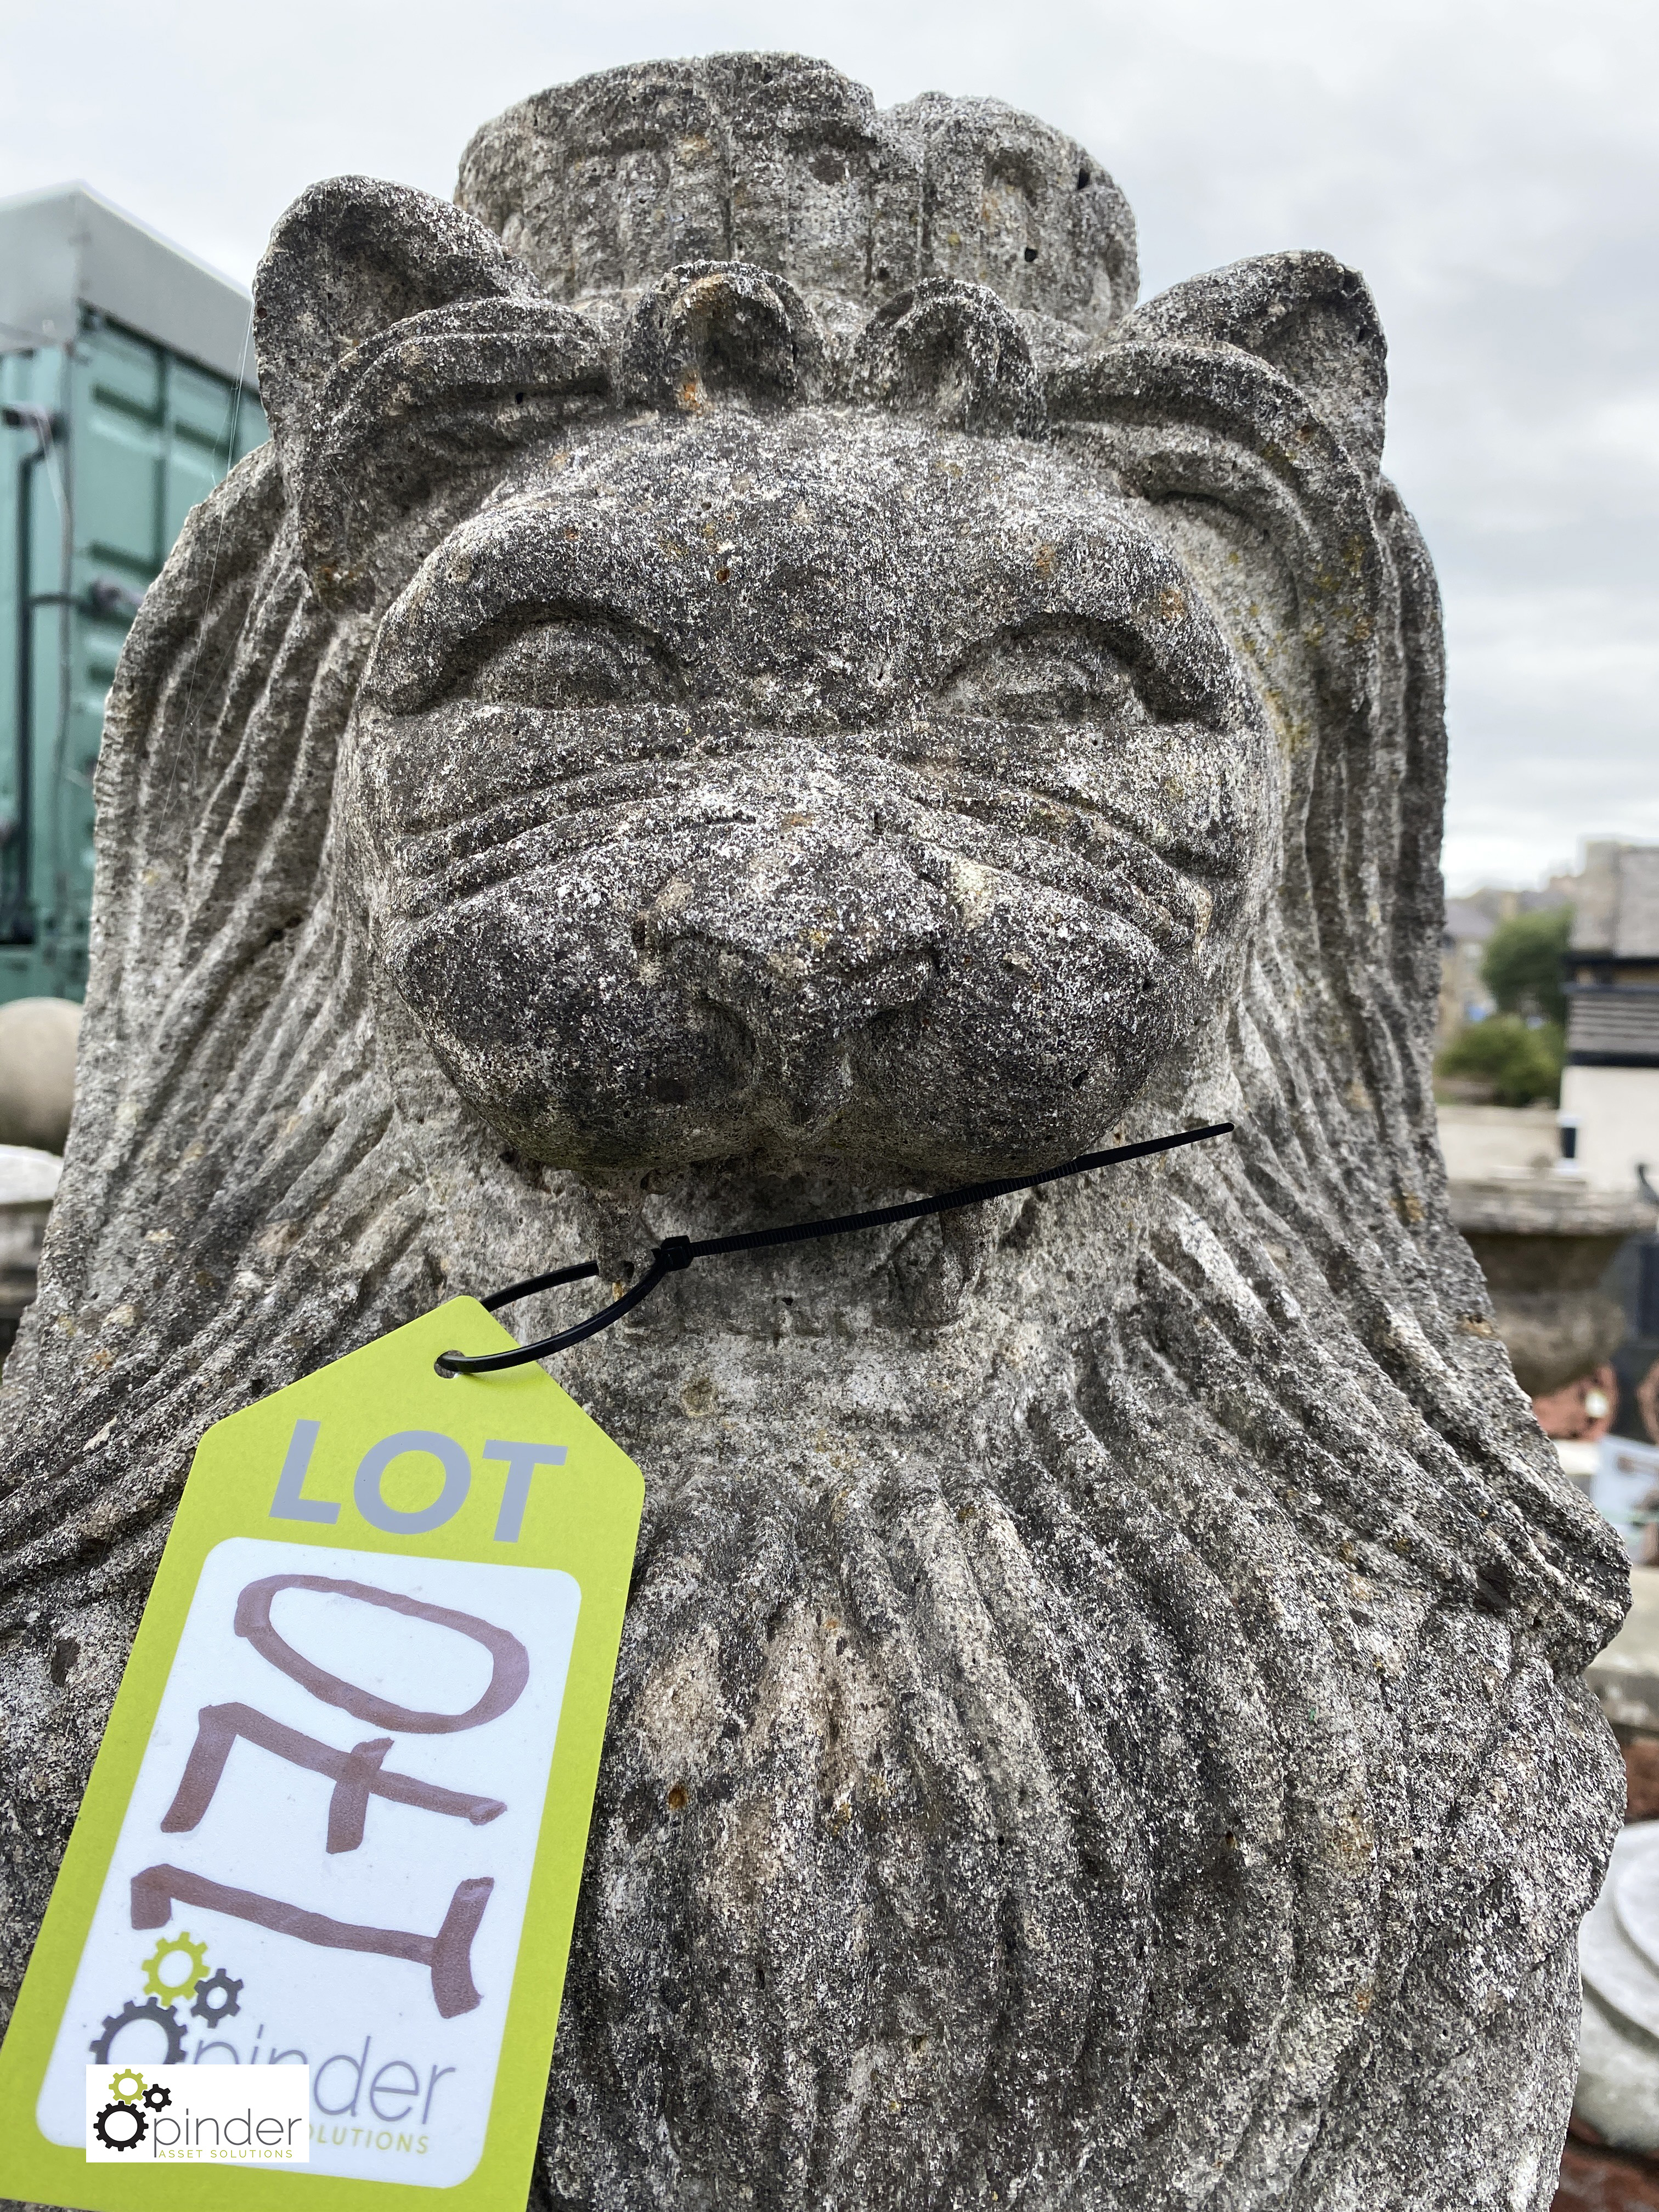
left=0, top=54, right=1627, bottom=2211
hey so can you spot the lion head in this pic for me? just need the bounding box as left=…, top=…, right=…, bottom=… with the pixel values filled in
left=249, top=141, right=1305, bottom=1188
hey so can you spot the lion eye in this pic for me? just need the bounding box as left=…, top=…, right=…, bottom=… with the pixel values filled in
left=461, top=619, right=680, bottom=709
left=939, top=617, right=1209, bottom=724
left=947, top=632, right=1137, bottom=721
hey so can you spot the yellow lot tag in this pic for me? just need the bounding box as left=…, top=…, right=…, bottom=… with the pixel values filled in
left=0, top=1299, right=643, bottom=2210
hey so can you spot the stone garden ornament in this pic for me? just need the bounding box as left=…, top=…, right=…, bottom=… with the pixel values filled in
left=0, top=54, right=1628, bottom=2211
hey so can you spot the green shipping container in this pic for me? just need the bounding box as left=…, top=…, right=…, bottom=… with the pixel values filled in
left=0, top=185, right=267, bottom=1003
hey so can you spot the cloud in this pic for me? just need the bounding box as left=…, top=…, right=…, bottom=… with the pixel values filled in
left=1, top=0, right=1651, bottom=897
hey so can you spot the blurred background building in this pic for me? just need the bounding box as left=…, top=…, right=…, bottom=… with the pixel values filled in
left=1436, top=840, right=1659, bottom=1489
left=0, top=183, right=265, bottom=1008
left=0, top=185, right=266, bottom=1353
left=1563, top=842, right=1659, bottom=1198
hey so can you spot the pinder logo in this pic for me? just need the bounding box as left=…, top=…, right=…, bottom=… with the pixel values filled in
left=83, top=2063, right=308, bottom=2165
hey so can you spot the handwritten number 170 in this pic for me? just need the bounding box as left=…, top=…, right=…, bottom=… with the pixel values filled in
left=132, top=1572, right=533, bottom=2018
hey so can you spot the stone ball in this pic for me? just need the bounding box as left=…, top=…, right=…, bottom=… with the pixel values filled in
left=0, top=997, right=81, bottom=1156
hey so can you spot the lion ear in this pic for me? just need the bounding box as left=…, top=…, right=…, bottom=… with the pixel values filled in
left=254, top=176, right=540, bottom=479
left=253, top=177, right=607, bottom=609
left=1118, top=251, right=1386, bottom=484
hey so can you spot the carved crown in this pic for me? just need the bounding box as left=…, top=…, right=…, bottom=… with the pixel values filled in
left=455, top=53, right=1138, bottom=341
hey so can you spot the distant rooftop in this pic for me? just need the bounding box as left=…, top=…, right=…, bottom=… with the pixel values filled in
left=1572, top=843, right=1659, bottom=960
left=1567, top=841, right=1659, bottom=1068
left=0, top=182, right=255, bottom=386
left=1444, top=898, right=1499, bottom=946
left=1443, top=883, right=1571, bottom=948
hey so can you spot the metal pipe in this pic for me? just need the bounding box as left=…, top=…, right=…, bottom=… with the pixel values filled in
left=2, top=403, right=57, bottom=948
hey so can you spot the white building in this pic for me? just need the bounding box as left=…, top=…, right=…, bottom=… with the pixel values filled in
left=1561, top=842, right=1659, bottom=1198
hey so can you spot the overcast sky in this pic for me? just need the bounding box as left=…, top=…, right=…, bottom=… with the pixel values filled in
left=2, top=0, right=1652, bottom=894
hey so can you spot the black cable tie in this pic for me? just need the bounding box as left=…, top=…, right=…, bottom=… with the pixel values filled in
left=434, top=1120, right=1235, bottom=1378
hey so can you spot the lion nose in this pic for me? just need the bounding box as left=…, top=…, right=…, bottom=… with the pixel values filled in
left=644, top=831, right=947, bottom=1043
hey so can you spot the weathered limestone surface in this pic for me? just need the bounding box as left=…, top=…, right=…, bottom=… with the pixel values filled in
left=0, top=55, right=1629, bottom=2211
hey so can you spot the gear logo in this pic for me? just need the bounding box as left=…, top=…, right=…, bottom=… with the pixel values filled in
left=191, top=1967, right=244, bottom=2024
left=92, top=2100, right=148, bottom=2152
left=141, top=1930, right=210, bottom=2004
left=89, top=1994, right=187, bottom=2066
left=89, top=1939, right=250, bottom=2076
